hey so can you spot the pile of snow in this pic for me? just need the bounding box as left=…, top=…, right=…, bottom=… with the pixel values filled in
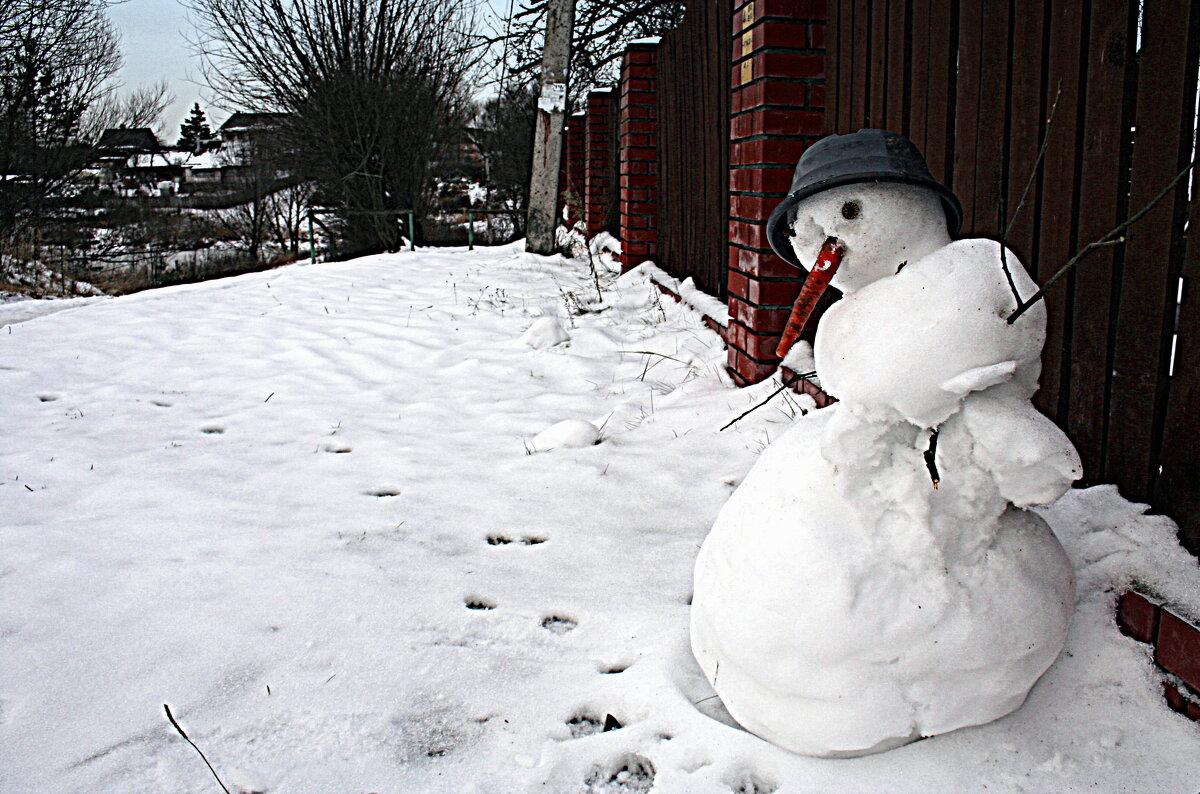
left=530, top=419, right=601, bottom=452
left=0, top=238, right=1196, bottom=791
left=520, top=316, right=570, bottom=349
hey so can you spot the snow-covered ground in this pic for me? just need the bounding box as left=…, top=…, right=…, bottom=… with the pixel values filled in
left=0, top=243, right=1197, bottom=792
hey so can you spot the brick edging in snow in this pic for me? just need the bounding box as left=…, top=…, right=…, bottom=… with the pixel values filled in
left=1117, top=590, right=1200, bottom=721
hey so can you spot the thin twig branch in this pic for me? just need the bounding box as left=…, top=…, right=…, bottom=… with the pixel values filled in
left=1007, top=155, right=1198, bottom=324
left=999, top=80, right=1062, bottom=308
left=163, top=704, right=231, bottom=794
left=719, top=372, right=816, bottom=431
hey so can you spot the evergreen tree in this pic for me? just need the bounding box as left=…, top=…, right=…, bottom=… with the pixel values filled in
left=177, top=103, right=212, bottom=152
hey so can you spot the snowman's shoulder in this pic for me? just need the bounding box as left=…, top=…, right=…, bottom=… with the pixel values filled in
left=908, top=238, right=1036, bottom=293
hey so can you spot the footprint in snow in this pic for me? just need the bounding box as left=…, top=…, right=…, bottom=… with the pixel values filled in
left=583, top=753, right=656, bottom=794
left=541, top=615, right=577, bottom=634
left=200, top=426, right=225, bottom=434
left=464, top=596, right=496, bottom=611
left=36, top=394, right=59, bottom=402
left=566, top=711, right=623, bottom=739
left=487, top=534, right=547, bottom=546
left=725, top=769, right=779, bottom=794
left=321, top=444, right=352, bottom=454
left=365, top=488, right=401, bottom=497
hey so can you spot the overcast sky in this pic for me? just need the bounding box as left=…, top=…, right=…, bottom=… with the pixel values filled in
left=107, top=0, right=511, bottom=143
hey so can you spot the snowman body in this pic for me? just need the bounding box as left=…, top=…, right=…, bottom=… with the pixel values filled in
left=691, top=185, right=1080, bottom=757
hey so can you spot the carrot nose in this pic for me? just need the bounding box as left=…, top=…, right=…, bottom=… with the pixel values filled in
left=776, top=237, right=844, bottom=360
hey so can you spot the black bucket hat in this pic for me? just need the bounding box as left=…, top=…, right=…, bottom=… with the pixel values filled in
left=766, top=129, right=963, bottom=269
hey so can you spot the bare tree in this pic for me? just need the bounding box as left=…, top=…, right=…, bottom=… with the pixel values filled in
left=0, top=0, right=122, bottom=248
left=486, top=0, right=684, bottom=100
left=80, top=81, right=175, bottom=141
left=187, top=0, right=481, bottom=253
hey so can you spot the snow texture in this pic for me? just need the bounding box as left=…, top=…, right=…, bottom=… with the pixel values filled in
left=0, top=239, right=1196, bottom=791
left=692, top=182, right=1086, bottom=757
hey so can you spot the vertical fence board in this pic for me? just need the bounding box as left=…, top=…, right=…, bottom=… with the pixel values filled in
left=953, top=0, right=984, bottom=227
left=1004, top=0, right=1049, bottom=268
left=1031, top=0, right=1086, bottom=422
left=886, top=0, right=910, bottom=134
left=924, top=0, right=958, bottom=186
left=837, top=0, right=854, bottom=133
left=826, top=0, right=841, bottom=135
left=851, top=0, right=871, bottom=128
left=869, top=0, right=889, bottom=126
left=1157, top=149, right=1200, bottom=554
left=908, top=0, right=932, bottom=148
left=1067, top=0, right=1136, bottom=481
left=1107, top=0, right=1200, bottom=498
left=971, top=0, right=1011, bottom=235
left=656, top=0, right=730, bottom=297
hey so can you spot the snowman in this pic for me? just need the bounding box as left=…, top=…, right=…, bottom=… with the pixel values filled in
left=690, top=130, right=1081, bottom=757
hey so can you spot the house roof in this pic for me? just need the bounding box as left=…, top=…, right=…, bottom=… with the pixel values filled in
left=97, top=128, right=160, bottom=151
left=218, top=112, right=289, bottom=133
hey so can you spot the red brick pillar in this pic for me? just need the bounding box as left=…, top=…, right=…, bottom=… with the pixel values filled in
left=584, top=89, right=614, bottom=235
left=726, top=0, right=827, bottom=386
left=618, top=41, right=660, bottom=271
left=562, top=113, right=586, bottom=227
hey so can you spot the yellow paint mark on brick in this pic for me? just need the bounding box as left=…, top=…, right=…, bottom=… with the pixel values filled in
left=742, top=1, right=755, bottom=29
left=740, top=58, right=753, bottom=85
left=741, top=30, right=754, bottom=57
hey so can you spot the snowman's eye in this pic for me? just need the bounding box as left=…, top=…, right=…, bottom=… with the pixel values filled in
left=841, top=200, right=861, bottom=220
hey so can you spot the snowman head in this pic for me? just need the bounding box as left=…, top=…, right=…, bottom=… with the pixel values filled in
left=767, top=130, right=963, bottom=293
left=786, top=182, right=951, bottom=293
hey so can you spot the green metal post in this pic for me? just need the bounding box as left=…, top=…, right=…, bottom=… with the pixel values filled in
left=468, top=211, right=474, bottom=250
left=408, top=212, right=416, bottom=251
left=308, top=210, right=315, bottom=265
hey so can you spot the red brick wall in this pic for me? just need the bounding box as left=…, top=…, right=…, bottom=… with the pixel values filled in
left=563, top=114, right=586, bottom=227
left=584, top=90, right=614, bottom=235
left=1118, top=591, right=1200, bottom=721
left=726, top=0, right=827, bottom=386
left=618, top=42, right=661, bottom=271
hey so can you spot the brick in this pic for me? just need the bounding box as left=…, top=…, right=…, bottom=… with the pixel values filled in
left=730, top=247, right=804, bottom=279
left=756, top=0, right=828, bottom=19
left=732, top=108, right=824, bottom=139
left=734, top=52, right=825, bottom=84
left=746, top=276, right=804, bottom=305
left=1164, top=680, right=1188, bottom=714
left=623, top=146, right=657, bottom=161
left=732, top=81, right=813, bottom=113
left=622, top=215, right=656, bottom=230
left=730, top=297, right=792, bottom=331
left=728, top=348, right=779, bottom=384
left=730, top=165, right=796, bottom=194
left=622, top=64, right=658, bottom=80
left=727, top=270, right=749, bottom=299
left=620, top=120, right=658, bottom=135
left=731, top=137, right=812, bottom=167
left=732, top=22, right=815, bottom=61
left=810, top=22, right=826, bottom=49
left=1157, top=609, right=1200, bottom=690
left=731, top=193, right=785, bottom=221
left=624, top=47, right=657, bottom=64
left=623, top=228, right=658, bottom=243
left=625, top=78, right=655, bottom=93
left=620, top=174, right=658, bottom=189
left=1116, top=591, right=1160, bottom=644
left=622, top=201, right=658, bottom=216
left=809, top=82, right=825, bottom=108
left=703, top=315, right=727, bottom=339
left=729, top=219, right=772, bottom=250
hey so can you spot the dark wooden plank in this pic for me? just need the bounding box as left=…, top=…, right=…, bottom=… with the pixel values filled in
left=1107, top=0, right=1200, bottom=498
left=886, top=0, right=910, bottom=135
left=851, top=0, right=870, bottom=129
left=908, top=0, right=931, bottom=151
left=1067, top=0, right=1137, bottom=482
left=838, top=0, right=854, bottom=133
left=1004, top=0, right=1048, bottom=266
left=869, top=0, right=888, bottom=127
left=826, top=0, right=841, bottom=135
left=1031, top=0, right=1086, bottom=423
left=924, top=0, right=957, bottom=188
left=970, top=0, right=1011, bottom=236
left=952, top=0, right=985, bottom=227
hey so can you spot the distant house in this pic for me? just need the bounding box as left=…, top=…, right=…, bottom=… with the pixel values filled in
left=94, top=128, right=162, bottom=185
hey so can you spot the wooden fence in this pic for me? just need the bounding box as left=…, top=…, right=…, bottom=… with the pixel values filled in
left=657, top=0, right=732, bottom=298
left=826, top=0, right=1200, bottom=552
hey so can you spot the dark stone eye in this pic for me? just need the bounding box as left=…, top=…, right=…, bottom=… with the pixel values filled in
left=841, top=200, right=861, bottom=220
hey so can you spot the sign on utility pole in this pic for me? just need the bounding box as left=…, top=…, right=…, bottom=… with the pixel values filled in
left=525, top=0, right=575, bottom=255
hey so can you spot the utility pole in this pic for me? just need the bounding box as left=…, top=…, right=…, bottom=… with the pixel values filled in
left=525, top=0, right=575, bottom=254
